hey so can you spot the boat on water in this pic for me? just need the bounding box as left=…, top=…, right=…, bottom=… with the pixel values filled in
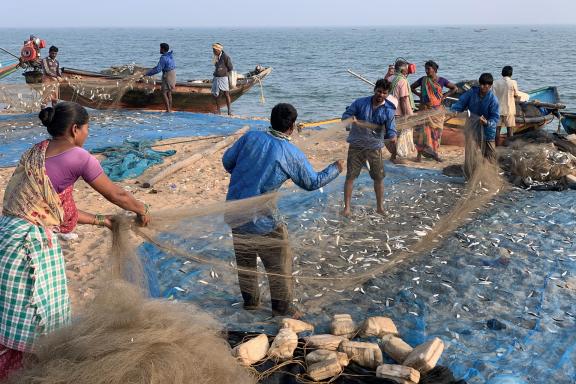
left=440, top=82, right=564, bottom=146
left=23, top=66, right=272, bottom=113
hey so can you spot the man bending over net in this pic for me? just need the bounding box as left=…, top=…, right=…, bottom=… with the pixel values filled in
left=222, top=103, right=344, bottom=317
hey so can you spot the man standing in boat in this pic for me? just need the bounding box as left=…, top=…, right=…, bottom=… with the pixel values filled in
left=41, top=46, right=62, bottom=107
left=341, top=78, right=397, bottom=217
left=211, top=43, right=233, bottom=116
left=492, top=66, right=520, bottom=145
left=145, top=43, right=176, bottom=113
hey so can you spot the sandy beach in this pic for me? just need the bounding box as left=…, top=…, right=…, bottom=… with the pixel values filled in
left=0, top=133, right=463, bottom=311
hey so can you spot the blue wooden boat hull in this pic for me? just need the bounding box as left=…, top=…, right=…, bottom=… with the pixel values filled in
left=560, top=112, right=576, bottom=134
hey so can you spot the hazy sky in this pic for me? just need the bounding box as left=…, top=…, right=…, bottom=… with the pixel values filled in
left=2, top=0, right=575, bottom=28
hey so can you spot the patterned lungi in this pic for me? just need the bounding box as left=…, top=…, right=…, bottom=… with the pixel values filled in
left=0, top=216, right=71, bottom=353
left=211, top=76, right=230, bottom=97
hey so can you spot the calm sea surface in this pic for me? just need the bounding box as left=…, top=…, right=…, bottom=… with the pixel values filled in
left=1, top=26, right=576, bottom=120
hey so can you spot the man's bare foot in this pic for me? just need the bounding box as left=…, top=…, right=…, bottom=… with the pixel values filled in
left=341, top=208, right=351, bottom=217
left=376, top=208, right=386, bottom=216
left=415, top=155, right=422, bottom=163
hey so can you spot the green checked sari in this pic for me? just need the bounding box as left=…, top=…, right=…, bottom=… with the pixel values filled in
left=0, top=141, right=71, bottom=353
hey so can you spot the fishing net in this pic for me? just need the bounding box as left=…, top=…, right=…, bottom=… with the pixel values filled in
left=0, top=72, right=153, bottom=113
left=108, top=109, right=504, bottom=321
left=0, top=83, right=52, bottom=113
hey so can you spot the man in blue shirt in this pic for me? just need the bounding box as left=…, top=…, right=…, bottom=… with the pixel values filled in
left=341, top=78, right=397, bottom=217
left=223, top=103, right=343, bottom=317
left=145, top=43, right=176, bottom=113
left=450, top=73, right=500, bottom=177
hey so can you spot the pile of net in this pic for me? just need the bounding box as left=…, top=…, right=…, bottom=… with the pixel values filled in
left=7, top=279, right=255, bottom=384
left=92, top=140, right=176, bottom=181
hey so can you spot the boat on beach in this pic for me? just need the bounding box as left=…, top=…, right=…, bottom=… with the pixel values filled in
left=560, top=111, right=576, bottom=134
left=440, top=83, right=564, bottom=146
left=24, top=66, right=272, bottom=113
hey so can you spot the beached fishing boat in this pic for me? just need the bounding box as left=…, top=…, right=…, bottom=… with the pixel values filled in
left=28, top=66, right=272, bottom=113
left=441, top=83, right=563, bottom=146
left=560, top=111, right=576, bottom=134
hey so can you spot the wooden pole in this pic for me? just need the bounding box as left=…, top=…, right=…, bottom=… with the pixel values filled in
left=141, top=126, right=249, bottom=188
left=346, top=69, right=375, bottom=87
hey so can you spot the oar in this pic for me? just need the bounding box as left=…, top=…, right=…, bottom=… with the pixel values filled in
left=346, top=69, right=375, bottom=87
left=298, top=118, right=341, bottom=128
left=0, top=47, right=21, bottom=61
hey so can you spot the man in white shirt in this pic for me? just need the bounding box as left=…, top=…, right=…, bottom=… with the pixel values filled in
left=492, top=66, right=519, bottom=145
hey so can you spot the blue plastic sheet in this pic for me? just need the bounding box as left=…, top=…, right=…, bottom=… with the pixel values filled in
left=140, top=165, right=576, bottom=383
left=0, top=111, right=269, bottom=167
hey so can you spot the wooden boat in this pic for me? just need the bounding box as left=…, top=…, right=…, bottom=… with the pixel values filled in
left=440, top=83, right=563, bottom=146
left=38, top=66, right=272, bottom=113
left=560, top=111, right=576, bottom=134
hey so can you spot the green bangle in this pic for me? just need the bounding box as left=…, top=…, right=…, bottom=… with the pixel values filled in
left=94, top=214, right=105, bottom=227
left=142, top=203, right=150, bottom=216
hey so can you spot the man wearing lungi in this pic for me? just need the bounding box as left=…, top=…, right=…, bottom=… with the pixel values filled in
left=211, top=43, right=234, bottom=116
left=145, top=43, right=176, bottom=113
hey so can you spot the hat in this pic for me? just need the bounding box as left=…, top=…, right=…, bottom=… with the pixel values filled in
left=212, top=43, right=223, bottom=51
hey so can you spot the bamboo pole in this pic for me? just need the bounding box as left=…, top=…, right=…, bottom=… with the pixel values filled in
left=141, top=126, right=249, bottom=188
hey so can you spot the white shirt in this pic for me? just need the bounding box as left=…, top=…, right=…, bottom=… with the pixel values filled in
left=492, top=77, right=519, bottom=116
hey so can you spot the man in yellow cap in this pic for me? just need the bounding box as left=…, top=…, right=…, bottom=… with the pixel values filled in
left=212, top=43, right=234, bottom=115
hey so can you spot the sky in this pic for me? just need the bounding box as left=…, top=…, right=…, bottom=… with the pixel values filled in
left=2, top=0, right=575, bottom=28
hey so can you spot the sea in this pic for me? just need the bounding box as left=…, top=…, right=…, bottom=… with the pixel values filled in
left=1, top=26, right=576, bottom=120
left=1, top=27, right=576, bottom=383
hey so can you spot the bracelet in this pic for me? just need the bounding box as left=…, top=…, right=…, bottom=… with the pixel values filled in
left=94, top=214, right=106, bottom=227
left=141, top=203, right=150, bottom=216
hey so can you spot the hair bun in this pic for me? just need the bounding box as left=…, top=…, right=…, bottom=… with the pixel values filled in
left=38, top=107, right=55, bottom=127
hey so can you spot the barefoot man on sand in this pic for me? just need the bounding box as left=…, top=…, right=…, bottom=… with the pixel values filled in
left=341, top=78, right=397, bottom=217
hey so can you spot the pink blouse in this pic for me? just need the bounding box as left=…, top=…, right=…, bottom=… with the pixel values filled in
left=45, top=147, right=103, bottom=193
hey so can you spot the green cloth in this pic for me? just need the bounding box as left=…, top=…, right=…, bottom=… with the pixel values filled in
left=391, top=74, right=416, bottom=110
left=0, top=216, right=71, bottom=352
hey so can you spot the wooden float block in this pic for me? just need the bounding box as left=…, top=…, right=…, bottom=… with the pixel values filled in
left=307, top=358, right=343, bottom=382
left=305, top=334, right=346, bottom=351
left=282, top=318, right=314, bottom=334
left=232, top=334, right=269, bottom=366
left=331, top=314, right=356, bottom=338
left=268, top=328, right=298, bottom=361
left=381, top=334, right=413, bottom=363
left=305, top=349, right=349, bottom=367
left=338, top=340, right=383, bottom=369
left=359, top=316, right=399, bottom=338
left=376, top=364, right=420, bottom=384
left=403, top=337, right=444, bottom=373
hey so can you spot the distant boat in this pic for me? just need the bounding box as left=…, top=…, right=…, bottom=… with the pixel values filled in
left=24, top=66, right=272, bottom=113
left=530, top=29, right=538, bottom=32
left=474, top=28, right=488, bottom=32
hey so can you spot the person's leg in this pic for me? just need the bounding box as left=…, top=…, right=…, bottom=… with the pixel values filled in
left=342, top=178, right=354, bottom=217
left=224, top=91, right=232, bottom=116
left=368, top=149, right=386, bottom=214
left=496, top=124, right=503, bottom=146
left=167, top=90, right=173, bottom=112
left=162, top=91, right=170, bottom=113
left=232, top=231, right=260, bottom=308
left=259, top=225, right=294, bottom=316
left=211, top=79, right=221, bottom=114
left=341, top=146, right=362, bottom=217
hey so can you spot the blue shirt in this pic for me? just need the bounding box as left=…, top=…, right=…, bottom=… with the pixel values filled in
left=145, top=51, right=176, bottom=76
left=342, top=96, right=397, bottom=150
left=450, top=86, right=500, bottom=141
left=223, top=130, right=340, bottom=234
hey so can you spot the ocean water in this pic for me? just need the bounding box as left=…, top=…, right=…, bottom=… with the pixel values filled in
left=1, top=26, right=576, bottom=120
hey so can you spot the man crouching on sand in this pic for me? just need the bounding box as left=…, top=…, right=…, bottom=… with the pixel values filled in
left=342, top=78, right=397, bottom=217
left=222, top=103, right=343, bottom=317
